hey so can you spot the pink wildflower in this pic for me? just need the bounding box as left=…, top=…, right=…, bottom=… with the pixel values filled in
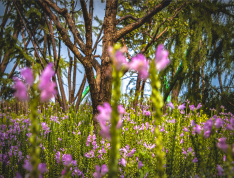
left=93, top=164, right=108, bottom=178
left=38, top=63, right=56, bottom=102
left=167, top=102, right=174, bottom=109
left=217, top=137, right=228, bottom=152
left=155, top=44, right=170, bottom=71
left=13, top=78, right=28, bottom=100
left=178, top=103, right=186, bottom=110
left=128, top=54, right=148, bottom=79
left=21, top=67, right=34, bottom=86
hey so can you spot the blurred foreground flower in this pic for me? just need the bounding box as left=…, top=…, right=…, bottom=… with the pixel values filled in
left=13, top=67, right=34, bottom=101
left=93, top=164, right=108, bottom=178
left=167, top=102, right=174, bottom=109
left=96, top=102, right=125, bottom=140
left=155, top=44, right=170, bottom=71
left=13, top=78, right=28, bottom=101
left=128, top=54, right=148, bottom=79
left=178, top=103, right=186, bottom=110
left=217, top=137, right=228, bottom=152
left=108, top=46, right=128, bottom=71
left=21, top=67, right=34, bottom=86
left=38, top=63, right=57, bottom=102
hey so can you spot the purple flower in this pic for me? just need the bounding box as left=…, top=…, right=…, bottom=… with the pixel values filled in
left=97, top=102, right=112, bottom=139
left=21, top=68, right=34, bottom=86
left=193, top=157, right=198, bottom=163
left=38, top=63, right=56, bottom=102
left=93, top=164, right=108, bottom=178
left=187, top=147, right=193, bottom=153
left=180, top=139, right=183, bottom=144
left=14, top=172, right=22, bottom=178
left=62, top=154, right=72, bottom=166
left=217, top=165, right=224, bottom=176
left=191, top=120, right=195, bottom=127
left=23, top=159, right=32, bottom=172
left=138, top=161, right=143, bottom=169
left=215, top=118, right=223, bottom=129
left=155, top=44, right=170, bottom=71
left=13, top=78, right=28, bottom=101
left=38, top=163, right=48, bottom=174
left=204, top=130, right=211, bottom=139
left=108, top=47, right=128, bottom=71
left=167, top=102, right=174, bottom=109
left=118, top=105, right=125, bottom=115
left=223, top=155, right=226, bottom=162
left=183, top=127, right=189, bottom=132
left=230, top=117, right=234, bottom=127
left=182, top=148, right=187, bottom=155
left=143, top=143, right=155, bottom=150
left=128, top=54, right=148, bottom=79
left=178, top=103, right=186, bottom=110
left=194, top=124, right=202, bottom=134
left=97, top=102, right=112, bottom=122
left=217, top=137, right=228, bottom=152
left=120, top=158, right=127, bottom=167
left=203, top=119, right=213, bottom=132
left=226, top=124, right=233, bottom=131
left=55, top=151, right=61, bottom=163
left=189, top=105, right=195, bottom=111
left=114, top=51, right=128, bottom=71
left=196, top=103, right=202, bottom=110
left=127, top=148, right=136, bottom=157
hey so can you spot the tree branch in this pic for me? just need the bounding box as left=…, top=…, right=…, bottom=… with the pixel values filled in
left=37, top=0, right=85, bottom=65
left=115, top=0, right=172, bottom=41
left=42, top=0, right=86, bottom=52
left=116, top=15, right=139, bottom=24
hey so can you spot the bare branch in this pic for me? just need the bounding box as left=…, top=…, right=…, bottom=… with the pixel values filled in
left=42, top=0, right=86, bottom=52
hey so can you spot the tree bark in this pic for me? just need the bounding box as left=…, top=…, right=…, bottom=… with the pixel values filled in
left=68, top=47, right=73, bottom=103
left=140, top=79, right=146, bottom=105
left=71, top=0, right=77, bottom=102
left=99, top=0, right=118, bottom=106
left=216, top=58, right=224, bottom=94
left=0, top=17, right=20, bottom=75
left=75, top=74, right=87, bottom=111
left=133, top=74, right=141, bottom=109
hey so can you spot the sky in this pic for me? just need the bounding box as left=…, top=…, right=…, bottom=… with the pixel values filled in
left=0, top=1, right=227, bottom=104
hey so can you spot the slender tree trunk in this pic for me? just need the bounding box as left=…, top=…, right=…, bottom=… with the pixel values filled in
left=43, top=29, right=47, bottom=57
left=75, top=74, right=87, bottom=111
left=140, top=79, right=146, bottom=105
left=71, top=0, right=77, bottom=102
left=68, top=48, right=73, bottom=103
left=133, top=74, right=141, bottom=109
left=47, top=17, right=68, bottom=110
left=201, top=63, right=205, bottom=96
left=216, top=58, right=224, bottom=94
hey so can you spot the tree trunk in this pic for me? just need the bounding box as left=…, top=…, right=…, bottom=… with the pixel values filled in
left=71, top=0, right=77, bottom=102
left=99, top=0, right=118, bottom=107
left=216, top=58, right=224, bottom=94
left=48, top=17, right=68, bottom=111
left=140, top=79, right=146, bottom=106
left=133, top=74, right=141, bottom=109
left=0, top=17, right=20, bottom=75
left=75, top=73, right=87, bottom=111
left=68, top=48, right=73, bottom=103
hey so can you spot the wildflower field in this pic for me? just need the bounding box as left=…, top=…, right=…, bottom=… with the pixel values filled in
left=0, top=47, right=233, bottom=178
left=1, top=44, right=234, bottom=178
left=1, top=101, right=234, bottom=178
